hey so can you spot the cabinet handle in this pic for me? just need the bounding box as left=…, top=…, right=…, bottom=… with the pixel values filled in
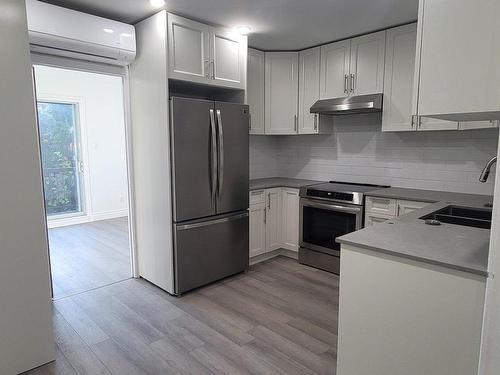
left=350, top=73, right=355, bottom=93
left=294, top=114, right=298, bottom=132
left=264, top=207, right=266, bottom=224
left=249, top=113, right=252, bottom=131
left=314, top=114, right=318, bottom=131
left=344, top=74, right=348, bottom=94
left=267, top=193, right=271, bottom=209
left=211, top=61, right=215, bottom=79
left=204, top=59, right=210, bottom=78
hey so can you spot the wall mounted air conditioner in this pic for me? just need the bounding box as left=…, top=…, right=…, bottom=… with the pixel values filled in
left=26, top=0, right=136, bottom=66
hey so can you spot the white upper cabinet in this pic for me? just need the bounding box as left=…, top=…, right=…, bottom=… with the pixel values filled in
left=298, top=47, right=321, bottom=134
left=167, top=14, right=210, bottom=84
left=349, top=31, right=386, bottom=96
left=415, top=0, right=500, bottom=121
left=167, top=13, right=246, bottom=89
left=265, top=52, right=299, bottom=135
left=210, top=26, right=246, bottom=89
left=320, top=31, right=385, bottom=99
left=320, top=40, right=350, bottom=99
left=247, top=48, right=265, bottom=135
left=382, top=24, right=417, bottom=132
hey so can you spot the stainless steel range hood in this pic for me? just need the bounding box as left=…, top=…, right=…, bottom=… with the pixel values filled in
left=310, top=93, right=383, bottom=115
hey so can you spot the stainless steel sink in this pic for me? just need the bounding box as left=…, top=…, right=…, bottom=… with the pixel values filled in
left=420, top=205, right=492, bottom=229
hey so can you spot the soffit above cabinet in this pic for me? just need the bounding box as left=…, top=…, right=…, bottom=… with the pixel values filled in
left=42, top=0, right=418, bottom=50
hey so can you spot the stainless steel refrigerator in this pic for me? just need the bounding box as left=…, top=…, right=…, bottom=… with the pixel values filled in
left=170, top=97, right=249, bottom=295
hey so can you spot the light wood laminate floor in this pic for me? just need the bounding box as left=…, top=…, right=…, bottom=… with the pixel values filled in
left=49, top=217, right=131, bottom=299
left=24, top=256, right=338, bottom=375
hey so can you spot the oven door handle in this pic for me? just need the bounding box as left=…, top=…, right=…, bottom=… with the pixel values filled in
left=301, top=199, right=362, bottom=214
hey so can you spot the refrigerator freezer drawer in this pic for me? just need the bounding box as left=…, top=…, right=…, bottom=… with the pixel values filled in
left=174, top=212, right=249, bottom=294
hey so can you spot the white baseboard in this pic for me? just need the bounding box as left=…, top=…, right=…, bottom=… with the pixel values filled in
left=47, top=209, right=128, bottom=229
left=250, top=248, right=299, bottom=265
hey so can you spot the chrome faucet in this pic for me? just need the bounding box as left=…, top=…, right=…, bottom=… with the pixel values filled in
left=479, top=156, right=497, bottom=182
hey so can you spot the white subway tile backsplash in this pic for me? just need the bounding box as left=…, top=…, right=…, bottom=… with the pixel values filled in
left=250, top=115, right=499, bottom=195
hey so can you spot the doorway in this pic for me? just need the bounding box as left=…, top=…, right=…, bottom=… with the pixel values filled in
left=33, top=64, right=133, bottom=299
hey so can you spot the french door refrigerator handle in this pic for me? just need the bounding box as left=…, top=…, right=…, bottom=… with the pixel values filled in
left=216, top=109, right=224, bottom=200
left=209, top=109, right=217, bottom=205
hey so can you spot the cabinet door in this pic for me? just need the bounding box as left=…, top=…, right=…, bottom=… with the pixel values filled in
left=416, top=0, right=500, bottom=118
left=320, top=40, right=350, bottom=99
left=298, top=47, right=321, bottom=134
left=365, top=196, right=397, bottom=216
left=396, top=200, right=430, bottom=217
left=265, top=188, right=282, bottom=251
left=249, top=202, right=266, bottom=258
left=210, top=26, right=246, bottom=89
left=281, top=188, right=300, bottom=252
left=417, top=116, right=458, bottom=131
left=265, top=52, right=299, bottom=135
left=349, top=31, right=386, bottom=96
left=458, top=120, right=499, bottom=131
left=247, top=48, right=265, bottom=134
left=382, top=24, right=417, bottom=132
left=167, top=14, right=210, bottom=84
left=365, top=212, right=394, bottom=227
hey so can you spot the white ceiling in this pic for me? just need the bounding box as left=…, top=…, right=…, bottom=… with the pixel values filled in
left=41, top=0, right=418, bottom=50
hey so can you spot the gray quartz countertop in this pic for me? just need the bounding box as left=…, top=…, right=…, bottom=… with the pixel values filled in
left=249, top=177, right=323, bottom=190
left=338, top=190, right=493, bottom=277
left=366, top=186, right=493, bottom=206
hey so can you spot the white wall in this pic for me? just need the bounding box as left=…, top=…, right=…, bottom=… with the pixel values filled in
left=250, top=135, right=279, bottom=178
left=479, top=131, right=500, bottom=374
left=251, top=114, right=498, bottom=195
left=0, top=0, right=54, bottom=373
left=34, top=65, right=128, bottom=225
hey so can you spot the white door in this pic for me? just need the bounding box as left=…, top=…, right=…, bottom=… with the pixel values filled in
left=416, top=0, right=500, bottom=118
left=349, top=31, right=386, bottom=96
left=281, top=188, right=300, bottom=252
left=249, top=202, right=266, bottom=257
left=382, top=24, right=417, bottom=132
left=265, top=188, right=282, bottom=251
left=298, top=47, right=321, bottom=134
left=265, top=52, right=299, bottom=135
left=247, top=48, right=265, bottom=134
left=210, top=26, right=245, bottom=89
left=167, top=14, right=210, bottom=84
left=320, top=40, right=350, bottom=99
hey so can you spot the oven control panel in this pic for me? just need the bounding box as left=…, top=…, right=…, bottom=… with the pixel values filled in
left=306, top=189, right=354, bottom=202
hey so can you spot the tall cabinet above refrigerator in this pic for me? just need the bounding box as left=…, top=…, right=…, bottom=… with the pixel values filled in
left=170, top=97, right=249, bottom=294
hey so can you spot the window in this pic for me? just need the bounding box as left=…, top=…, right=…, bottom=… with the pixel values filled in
left=37, top=101, right=84, bottom=217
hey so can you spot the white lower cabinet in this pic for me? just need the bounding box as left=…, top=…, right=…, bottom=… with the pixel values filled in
left=265, top=188, right=282, bottom=251
left=365, top=196, right=431, bottom=227
left=396, top=199, right=431, bottom=216
left=281, top=188, right=300, bottom=252
left=249, top=187, right=300, bottom=259
left=249, top=202, right=266, bottom=257
left=365, top=212, right=394, bottom=227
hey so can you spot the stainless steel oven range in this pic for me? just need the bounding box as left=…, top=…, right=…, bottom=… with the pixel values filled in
left=299, top=181, right=389, bottom=274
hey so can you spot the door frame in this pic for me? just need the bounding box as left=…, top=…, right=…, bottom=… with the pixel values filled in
left=31, top=53, right=139, bottom=280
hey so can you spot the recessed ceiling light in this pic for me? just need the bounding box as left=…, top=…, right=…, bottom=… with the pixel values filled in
left=103, top=28, right=114, bottom=34
left=236, top=25, right=252, bottom=35
left=150, top=0, right=165, bottom=8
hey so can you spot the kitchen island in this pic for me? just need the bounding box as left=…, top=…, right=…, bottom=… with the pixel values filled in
left=335, top=189, right=492, bottom=375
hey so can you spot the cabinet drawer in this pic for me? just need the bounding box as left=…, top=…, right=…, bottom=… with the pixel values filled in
left=250, top=189, right=265, bottom=204
left=396, top=199, right=431, bottom=217
left=365, top=196, right=397, bottom=216
left=365, top=212, right=395, bottom=227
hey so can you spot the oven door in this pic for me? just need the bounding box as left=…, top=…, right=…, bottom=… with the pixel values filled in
left=299, top=198, right=363, bottom=256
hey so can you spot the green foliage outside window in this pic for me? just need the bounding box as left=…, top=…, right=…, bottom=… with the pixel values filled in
left=37, top=102, right=81, bottom=216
